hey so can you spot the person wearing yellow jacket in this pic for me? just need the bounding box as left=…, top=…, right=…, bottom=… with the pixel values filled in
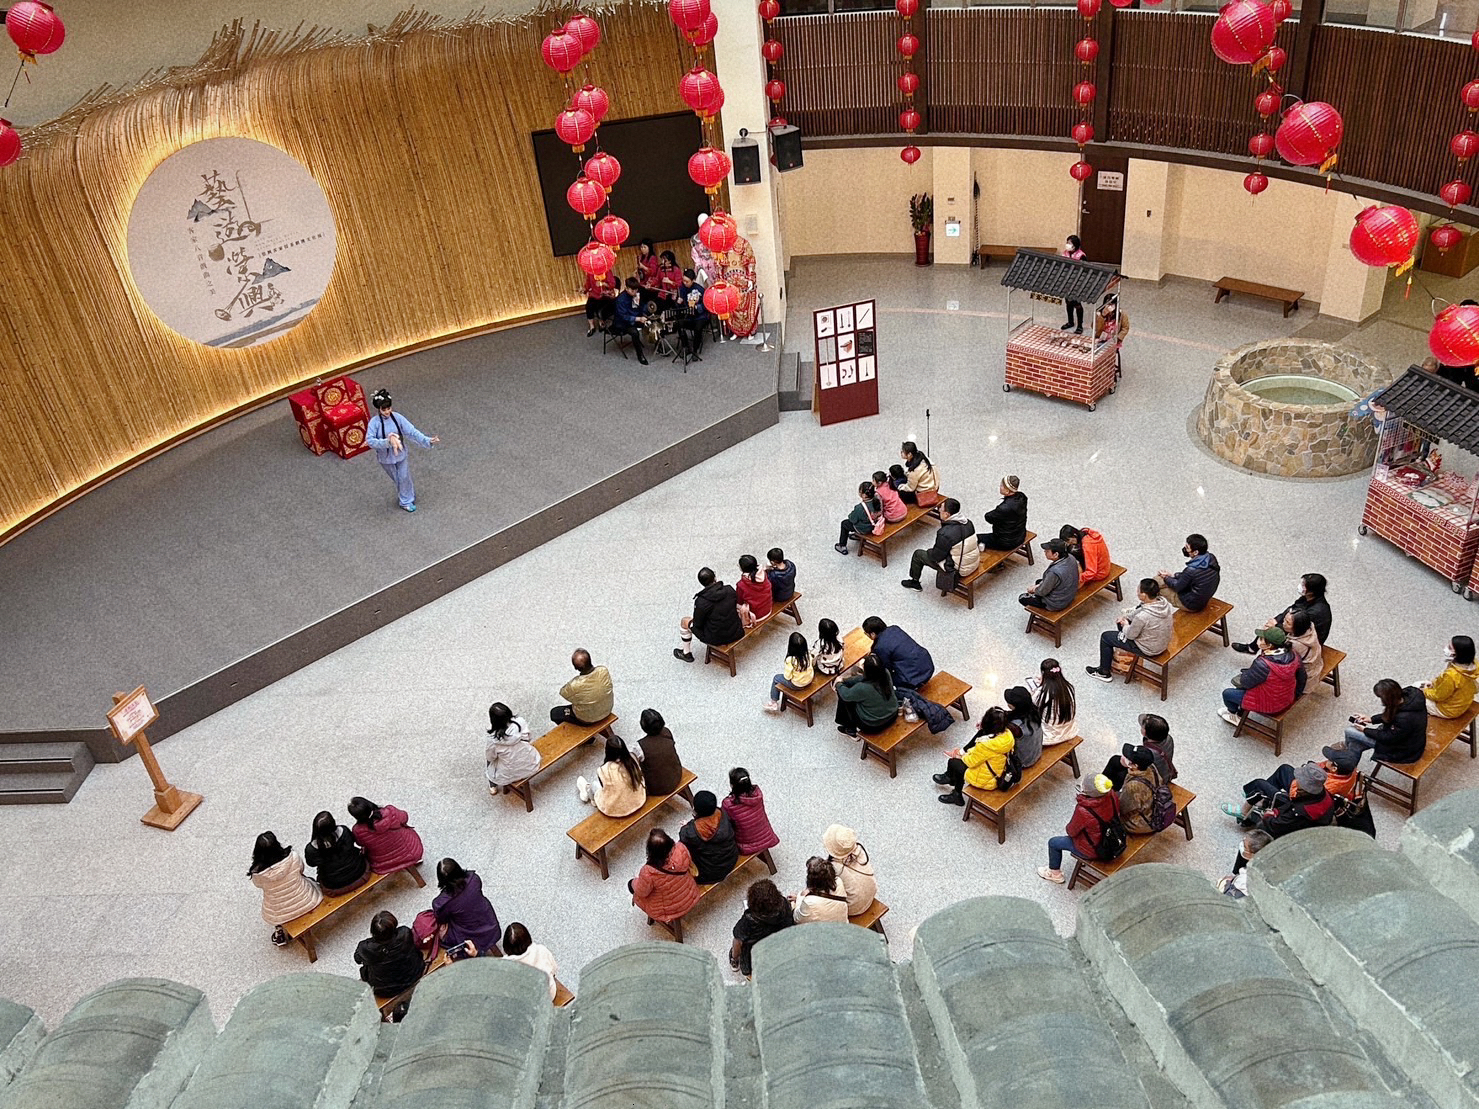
left=765, top=633, right=815, bottom=713
left=932, top=706, right=1016, bottom=806
left=1422, top=635, right=1478, bottom=717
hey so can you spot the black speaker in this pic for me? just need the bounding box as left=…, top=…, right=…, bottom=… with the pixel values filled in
left=731, top=133, right=762, bottom=185
left=771, top=125, right=803, bottom=172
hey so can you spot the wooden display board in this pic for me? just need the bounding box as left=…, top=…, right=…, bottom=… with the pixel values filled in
left=107, top=686, right=204, bottom=831
left=813, top=299, right=880, bottom=426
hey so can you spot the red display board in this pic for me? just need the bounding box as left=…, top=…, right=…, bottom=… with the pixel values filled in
left=813, top=299, right=880, bottom=426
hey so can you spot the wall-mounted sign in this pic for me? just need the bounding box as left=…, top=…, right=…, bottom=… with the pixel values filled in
left=944, top=218, right=961, bottom=238
left=1096, top=171, right=1125, bottom=192
left=127, top=137, right=338, bottom=348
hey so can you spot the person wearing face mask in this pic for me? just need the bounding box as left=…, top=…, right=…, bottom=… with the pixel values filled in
left=1232, top=573, right=1332, bottom=653
left=1060, top=234, right=1087, bottom=333
left=1420, top=635, right=1478, bottom=717
left=1155, top=533, right=1221, bottom=613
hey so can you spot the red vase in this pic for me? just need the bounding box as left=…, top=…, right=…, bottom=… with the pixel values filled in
left=914, top=230, right=931, bottom=266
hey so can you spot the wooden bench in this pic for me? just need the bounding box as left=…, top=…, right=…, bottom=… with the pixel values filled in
left=977, top=244, right=1019, bottom=266
left=1067, top=784, right=1197, bottom=890
left=940, top=532, right=1036, bottom=609
left=554, top=978, right=575, bottom=1007
left=1366, top=703, right=1479, bottom=815
left=501, top=714, right=618, bottom=812
left=284, top=863, right=426, bottom=962
left=704, top=593, right=804, bottom=677
left=857, top=499, right=946, bottom=567
left=647, top=849, right=778, bottom=942
left=857, top=671, right=973, bottom=778
left=377, top=948, right=450, bottom=1021
left=1213, top=276, right=1304, bottom=317
left=1023, top=564, right=1127, bottom=647
left=1123, top=599, right=1234, bottom=702
left=961, top=737, right=1083, bottom=844
left=1232, top=645, right=1347, bottom=755
left=568, top=768, right=698, bottom=879
left=849, top=898, right=889, bottom=938
left=778, top=626, right=873, bottom=726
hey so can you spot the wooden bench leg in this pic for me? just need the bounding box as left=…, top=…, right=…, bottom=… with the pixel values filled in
left=298, top=930, right=318, bottom=963
left=1468, top=720, right=1477, bottom=757
left=870, top=916, right=887, bottom=939
left=1066, top=859, right=1084, bottom=890
left=758, top=848, right=777, bottom=875
left=1214, top=614, right=1230, bottom=647
left=671, top=918, right=684, bottom=943
left=1107, top=579, right=1123, bottom=601
left=996, top=810, right=1007, bottom=845
left=408, top=864, right=426, bottom=888
left=784, top=599, right=803, bottom=625
left=953, top=693, right=970, bottom=719
left=679, top=784, right=696, bottom=805
left=1179, top=803, right=1194, bottom=841
left=1214, top=287, right=1228, bottom=304
left=1327, top=663, right=1341, bottom=697
left=1066, top=747, right=1081, bottom=777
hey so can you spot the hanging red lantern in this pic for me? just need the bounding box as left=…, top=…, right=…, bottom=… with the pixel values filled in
left=541, top=29, right=583, bottom=74
left=1110, top=0, right=1135, bottom=8
left=1349, top=205, right=1418, bottom=268
left=900, top=108, right=921, bottom=132
left=572, top=85, right=610, bottom=127
left=577, top=241, right=617, bottom=282
left=1451, top=129, right=1479, bottom=163
left=1264, top=80, right=1285, bottom=99
left=1211, top=0, right=1277, bottom=66
left=1463, top=81, right=1479, bottom=112
left=1075, top=38, right=1100, bottom=63
left=566, top=176, right=605, bottom=221
left=1275, top=101, right=1343, bottom=167
left=704, top=281, right=742, bottom=320
left=680, top=66, right=725, bottom=119
left=584, top=151, right=622, bottom=194
left=1255, top=90, right=1282, bottom=117
left=1270, top=0, right=1292, bottom=19
left=1072, top=121, right=1094, bottom=145
left=1073, top=81, right=1097, bottom=106
left=0, top=119, right=19, bottom=167
left=1070, top=160, right=1094, bottom=182
left=1248, top=132, right=1274, bottom=158
left=901, top=144, right=922, bottom=164
left=698, top=211, right=739, bottom=255
left=1265, top=46, right=1288, bottom=72
left=668, top=0, right=711, bottom=33
left=1430, top=225, right=1464, bottom=255
left=594, top=214, right=630, bottom=249
left=1243, top=172, right=1269, bottom=195
left=898, top=72, right=920, bottom=98
left=554, top=107, right=597, bottom=153
left=1077, top=0, right=1101, bottom=18
left=1143, top=0, right=1165, bottom=5
left=688, top=146, right=732, bottom=194
left=898, top=33, right=919, bottom=57
left=765, top=78, right=786, bottom=103
left=689, top=13, right=719, bottom=47
left=1429, top=303, right=1479, bottom=366
left=897, top=0, right=920, bottom=14
left=1441, top=179, right=1473, bottom=208
left=759, top=0, right=781, bottom=20
left=762, top=39, right=784, bottom=63
left=6, top=2, right=63, bottom=56
left=564, top=14, right=602, bottom=54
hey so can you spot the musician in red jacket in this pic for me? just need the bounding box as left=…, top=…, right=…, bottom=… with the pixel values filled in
left=582, top=271, right=618, bottom=337
left=655, top=250, right=683, bottom=308
left=635, top=238, right=661, bottom=303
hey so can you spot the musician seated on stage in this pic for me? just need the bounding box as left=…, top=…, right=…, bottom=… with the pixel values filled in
left=582, top=271, right=619, bottom=337
left=636, top=238, right=661, bottom=305
left=656, top=250, right=683, bottom=309
left=676, top=269, right=708, bottom=361
left=610, top=277, right=651, bottom=365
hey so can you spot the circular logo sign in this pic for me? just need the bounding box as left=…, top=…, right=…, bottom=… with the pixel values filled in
left=126, top=137, right=336, bottom=348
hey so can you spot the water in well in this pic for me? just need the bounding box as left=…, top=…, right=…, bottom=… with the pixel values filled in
left=1242, top=374, right=1360, bottom=406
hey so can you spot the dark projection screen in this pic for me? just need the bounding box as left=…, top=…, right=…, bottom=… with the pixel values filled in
left=532, top=112, right=710, bottom=258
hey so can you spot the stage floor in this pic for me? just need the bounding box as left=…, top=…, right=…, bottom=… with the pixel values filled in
left=0, top=318, right=778, bottom=733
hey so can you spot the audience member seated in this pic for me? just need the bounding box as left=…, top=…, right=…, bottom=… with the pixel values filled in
left=1027, top=659, right=1078, bottom=747
left=1283, top=611, right=1323, bottom=680
left=629, top=829, right=701, bottom=925
left=894, top=440, right=940, bottom=506
left=1018, top=538, right=1080, bottom=611
left=1343, top=678, right=1426, bottom=763
left=347, top=796, right=424, bottom=875
left=1003, top=685, right=1043, bottom=769
left=576, top=735, right=646, bottom=816
left=871, top=471, right=909, bottom=523
left=656, top=249, right=682, bottom=307
left=432, top=857, right=502, bottom=958
left=979, top=475, right=1028, bottom=552
left=1037, top=773, right=1121, bottom=884
left=723, top=767, right=780, bottom=856
left=552, top=648, right=614, bottom=726
left=900, top=497, right=978, bottom=591
left=765, top=632, right=814, bottom=713
left=1421, top=635, right=1477, bottom=717
left=766, top=548, right=797, bottom=604
left=680, top=790, right=740, bottom=884
left=1116, top=746, right=1167, bottom=834
left=793, top=856, right=851, bottom=923
left=249, top=831, right=322, bottom=947
left=582, top=271, right=618, bottom=337
left=1085, top=578, right=1172, bottom=683
left=1218, top=627, right=1302, bottom=726
left=736, top=554, right=774, bottom=628
left=484, top=702, right=539, bottom=792
left=1233, top=572, right=1332, bottom=653
left=835, top=481, right=886, bottom=555
left=1112, top=713, right=1177, bottom=791
left=1226, top=763, right=1333, bottom=870
left=730, top=879, right=794, bottom=977
left=675, top=270, right=708, bottom=360
left=1155, top=533, right=1221, bottom=612
left=1059, top=524, right=1110, bottom=583
left=676, top=566, right=744, bottom=663
left=609, top=278, right=651, bottom=365
left=502, top=922, right=559, bottom=1001
left=862, top=615, right=935, bottom=690
left=354, top=911, right=425, bottom=1000
left=933, top=706, right=1016, bottom=807
left=822, top=824, right=877, bottom=915
left=635, top=238, right=660, bottom=300
left=1223, top=744, right=1367, bottom=833
left=633, top=709, right=683, bottom=797
left=836, top=653, right=902, bottom=738
left=1216, top=830, right=1271, bottom=899
left=305, top=810, right=370, bottom=896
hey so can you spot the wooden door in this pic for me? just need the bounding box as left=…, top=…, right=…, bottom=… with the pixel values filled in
left=1077, top=156, right=1128, bottom=266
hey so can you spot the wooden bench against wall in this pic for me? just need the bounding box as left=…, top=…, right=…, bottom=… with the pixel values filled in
left=855, top=671, right=973, bottom=778
left=1024, top=564, right=1127, bottom=647
left=1366, top=703, right=1479, bottom=815
left=284, top=863, right=426, bottom=963
left=647, top=849, right=779, bottom=943
left=704, top=593, right=804, bottom=677
left=939, top=532, right=1036, bottom=609
left=1213, top=276, right=1304, bottom=317
left=1067, top=783, right=1197, bottom=890
left=567, top=768, right=698, bottom=879
left=857, top=499, right=946, bottom=567
left=1123, top=599, right=1234, bottom=702
left=1233, top=646, right=1346, bottom=755
left=500, top=714, right=618, bottom=813
left=961, top=737, right=1083, bottom=844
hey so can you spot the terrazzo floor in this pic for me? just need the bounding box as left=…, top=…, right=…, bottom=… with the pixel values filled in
left=1, top=255, right=1473, bottom=1029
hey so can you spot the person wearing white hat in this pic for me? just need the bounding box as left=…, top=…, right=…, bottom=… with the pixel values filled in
left=1037, top=772, right=1121, bottom=884
left=822, top=825, right=877, bottom=916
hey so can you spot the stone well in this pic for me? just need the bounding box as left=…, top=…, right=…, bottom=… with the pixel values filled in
left=1194, top=339, right=1391, bottom=478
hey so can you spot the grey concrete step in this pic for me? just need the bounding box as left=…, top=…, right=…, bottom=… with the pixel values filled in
left=0, top=998, right=43, bottom=1092
left=1400, top=785, right=1479, bottom=927
left=0, top=741, right=94, bottom=804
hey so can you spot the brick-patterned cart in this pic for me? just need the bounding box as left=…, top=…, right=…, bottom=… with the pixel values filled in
left=1000, top=249, right=1122, bottom=412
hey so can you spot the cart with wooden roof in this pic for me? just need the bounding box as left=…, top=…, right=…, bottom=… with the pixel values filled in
left=999, top=249, right=1122, bottom=411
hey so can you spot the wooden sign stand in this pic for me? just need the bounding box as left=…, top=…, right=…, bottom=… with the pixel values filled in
left=107, top=686, right=203, bottom=831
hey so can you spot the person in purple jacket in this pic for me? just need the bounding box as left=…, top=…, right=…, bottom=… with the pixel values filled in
left=432, top=857, right=502, bottom=957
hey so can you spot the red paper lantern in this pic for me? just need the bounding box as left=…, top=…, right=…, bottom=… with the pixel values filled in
left=585, top=151, right=622, bottom=194
left=898, top=72, right=920, bottom=98
left=1473, top=26, right=1479, bottom=50
left=577, top=241, right=617, bottom=281
left=901, top=144, right=922, bottom=164
left=680, top=67, right=725, bottom=119
left=554, top=108, right=597, bottom=153
left=6, top=2, right=63, bottom=56
left=897, top=0, right=920, bottom=14
left=1429, top=303, right=1479, bottom=366
left=572, top=85, right=610, bottom=127
left=689, top=13, right=719, bottom=47
left=1349, top=205, right=1418, bottom=268
left=668, top=0, right=711, bottom=33
left=566, top=176, right=605, bottom=221
left=900, top=108, right=921, bottom=132
left=1075, top=37, right=1100, bottom=63
left=1211, top=0, right=1276, bottom=66
left=1073, top=81, right=1097, bottom=106
left=1265, top=46, right=1288, bottom=72
left=1072, top=121, right=1095, bottom=145
left=1451, top=130, right=1479, bottom=163
left=0, top=119, right=20, bottom=167
left=1244, top=172, right=1269, bottom=195
left=898, top=33, right=919, bottom=57
left=1110, top=0, right=1134, bottom=8
left=1431, top=225, right=1464, bottom=255
left=1275, top=101, right=1343, bottom=167
left=1070, top=160, right=1094, bottom=182
left=1255, top=90, right=1282, bottom=117
left=1463, top=81, right=1479, bottom=113
left=762, top=39, right=784, bottom=63
left=541, top=30, right=583, bottom=74
left=1248, top=131, right=1274, bottom=158
left=688, top=146, right=732, bottom=194
left=1270, top=0, right=1292, bottom=19
left=698, top=211, right=739, bottom=255
left=704, top=281, right=741, bottom=320
left=564, top=14, right=602, bottom=54
left=1264, top=80, right=1285, bottom=99
left=1441, top=179, right=1473, bottom=208
left=594, top=214, right=630, bottom=249
left=759, top=0, right=781, bottom=21
left=766, top=78, right=786, bottom=102
left=1077, top=0, right=1101, bottom=18
left=1143, top=0, right=1165, bottom=6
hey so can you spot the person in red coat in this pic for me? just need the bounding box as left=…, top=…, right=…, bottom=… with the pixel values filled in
left=582, top=271, right=618, bottom=336
left=736, top=554, right=774, bottom=628
left=635, top=238, right=661, bottom=304
left=1219, top=626, right=1303, bottom=726
left=348, top=797, right=424, bottom=875
left=630, top=828, right=701, bottom=924
left=656, top=250, right=683, bottom=308
left=722, top=768, right=780, bottom=856
left=1037, top=773, right=1121, bottom=883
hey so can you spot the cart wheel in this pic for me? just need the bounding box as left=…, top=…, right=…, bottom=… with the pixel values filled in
left=1108, top=385, right=1116, bottom=394
left=1453, top=580, right=1464, bottom=594
left=1088, top=403, right=1097, bottom=412
left=1358, top=525, right=1368, bottom=536
left=1467, top=588, right=1475, bottom=601
left=1002, top=384, right=1012, bottom=393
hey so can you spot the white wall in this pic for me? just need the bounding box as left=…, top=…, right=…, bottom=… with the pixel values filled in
left=777, top=147, right=935, bottom=256
left=971, top=148, right=1082, bottom=250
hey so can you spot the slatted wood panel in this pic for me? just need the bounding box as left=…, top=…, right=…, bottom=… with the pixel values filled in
left=927, top=8, right=1081, bottom=137
left=770, top=12, right=902, bottom=138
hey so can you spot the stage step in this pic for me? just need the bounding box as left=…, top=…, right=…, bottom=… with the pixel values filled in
left=0, top=741, right=95, bottom=804
left=779, top=352, right=811, bottom=412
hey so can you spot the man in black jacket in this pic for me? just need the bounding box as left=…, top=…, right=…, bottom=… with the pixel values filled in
left=1233, top=572, right=1333, bottom=653
left=979, top=476, right=1028, bottom=552
left=354, top=911, right=426, bottom=1000
left=1155, top=533, right=1221, bottom=612
left=1232, top=762, right=1334, bottom=873
left=675, top=567, right=744, bottom=662
left=901, top=498, right=973, bottom=590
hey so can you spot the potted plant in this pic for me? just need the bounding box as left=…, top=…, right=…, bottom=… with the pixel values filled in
left=910, top=192, right=933, bottom=266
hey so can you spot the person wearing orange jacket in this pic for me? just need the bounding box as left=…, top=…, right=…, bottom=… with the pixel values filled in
left=1060, top=524, right=1111, bottom=584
